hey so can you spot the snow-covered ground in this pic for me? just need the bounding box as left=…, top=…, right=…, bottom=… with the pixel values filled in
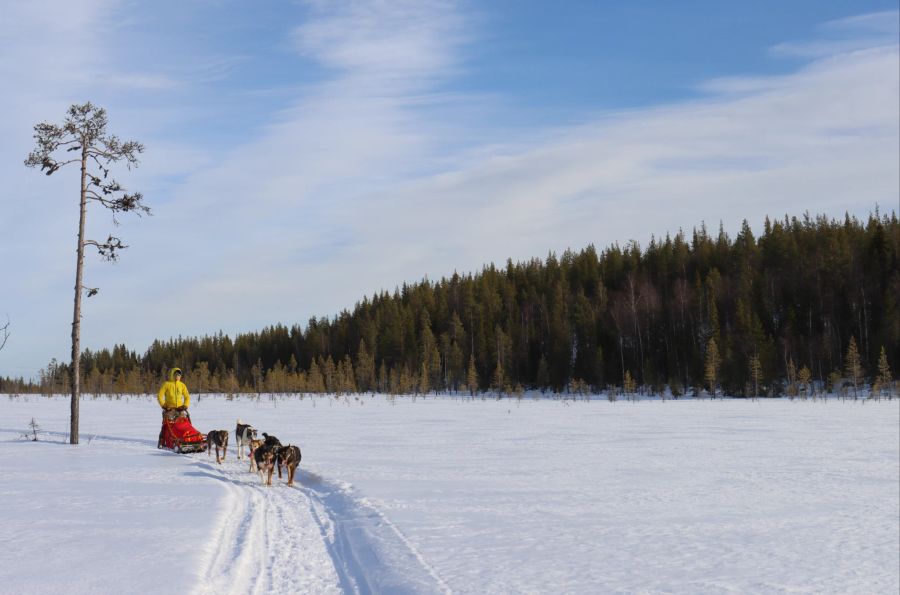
left=1, top=394, right=897, bottom=594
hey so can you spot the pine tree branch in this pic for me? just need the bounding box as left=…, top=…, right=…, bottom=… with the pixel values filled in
left=0, top=315, right=9, bottom=352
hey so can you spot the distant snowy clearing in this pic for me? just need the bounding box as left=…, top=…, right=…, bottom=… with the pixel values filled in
left=1, top=395, right=897, bottom=594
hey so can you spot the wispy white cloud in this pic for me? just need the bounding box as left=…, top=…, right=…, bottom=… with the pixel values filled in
left=822, top=10, right=899, bottom=35
left=125, top=7, right=896, bottom=357
left=293, top=0, right=466, bottom=80
left=0, top=0, right=127, bottom=376
left=106, top=73, right=181, bottom=90
left=1, top=3, right=897, bottom=379
left=771, top=9, right=899, bottom=57
left=67, top=0, right=478, bottom=346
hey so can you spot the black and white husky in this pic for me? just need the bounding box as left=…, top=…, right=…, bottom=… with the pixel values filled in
left=235, top=420, right=258, bottom=460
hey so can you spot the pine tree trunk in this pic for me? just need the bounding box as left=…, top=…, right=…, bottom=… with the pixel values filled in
left=861, top=288, right=869, bottom=360
left=70, top=146, right=88, bottom=444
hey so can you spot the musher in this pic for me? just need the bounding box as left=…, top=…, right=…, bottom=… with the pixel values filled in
left=157, top=367, right=191, bottom=447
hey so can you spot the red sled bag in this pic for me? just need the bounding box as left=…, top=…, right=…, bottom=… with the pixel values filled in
left=159, top=412, right=206, bottom=453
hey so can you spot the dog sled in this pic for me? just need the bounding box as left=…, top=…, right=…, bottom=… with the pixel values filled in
left=158, top=409, right=207, bottom=454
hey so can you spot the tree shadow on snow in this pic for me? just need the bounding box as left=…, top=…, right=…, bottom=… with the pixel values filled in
left=0, top=427, right=157, bottom=447
left=182, top=470, right=248, bottom=487
left=0, top=427, right=123, bottom=445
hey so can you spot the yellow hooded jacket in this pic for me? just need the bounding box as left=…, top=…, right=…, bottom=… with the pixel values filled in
left=158, top=367, right=191, bottom=409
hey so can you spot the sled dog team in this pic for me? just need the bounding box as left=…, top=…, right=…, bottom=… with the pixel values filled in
left=205, top=420, right=302, bottom=487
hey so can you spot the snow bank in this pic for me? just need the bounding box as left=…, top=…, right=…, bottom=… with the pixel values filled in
left=1, top=395, right=897, bottom=594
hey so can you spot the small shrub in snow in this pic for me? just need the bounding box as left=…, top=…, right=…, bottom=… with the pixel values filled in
left=21, top=418, right=40, bottom=441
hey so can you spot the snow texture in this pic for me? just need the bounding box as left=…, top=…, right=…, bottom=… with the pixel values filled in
left=1, top=395, right=897, bottom=594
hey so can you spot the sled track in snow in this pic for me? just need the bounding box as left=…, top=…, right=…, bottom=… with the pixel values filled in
left=1, top=428, right=450, bottom=593
left=193, top=457, right=341, bottom=595
left=191, top=455, right=451, bottom=595
left=195, top=478, right=268, bottom=595
left=302, top=473, right=452, bottom=595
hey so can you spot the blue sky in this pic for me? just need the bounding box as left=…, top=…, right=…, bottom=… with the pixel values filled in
left=1, top=1, right=898, bottom=378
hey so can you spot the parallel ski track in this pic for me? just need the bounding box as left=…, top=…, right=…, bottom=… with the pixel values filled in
left=193, top=456, right=341, bottom=595
left=3, top=428, right=451, bottom=594
left=302, top=477, right=453, bottom=595
left=191, top=451, right=452, bottom=595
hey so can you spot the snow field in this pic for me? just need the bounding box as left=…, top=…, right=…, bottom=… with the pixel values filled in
left=0, top=394, right=897, bottom=594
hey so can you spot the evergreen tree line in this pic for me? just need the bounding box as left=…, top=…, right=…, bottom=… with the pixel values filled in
left=3, top=210, right=897, bottom=398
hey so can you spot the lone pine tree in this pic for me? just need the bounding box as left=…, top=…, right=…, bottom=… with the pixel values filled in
left=26, top=103, right=148, bottom=444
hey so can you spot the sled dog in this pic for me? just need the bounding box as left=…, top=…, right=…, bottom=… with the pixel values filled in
left=261, top=432, right=283, bottom=448
left=235, top=420, right=258, bottom=460
left=279, top=445, right=302, bottom=487
left=206, top=430, right=229, bottom=464
left=248, top=438, right=264, bottom=472
left=262, top=433, right=285, bottom=477
left=253, top=443, right=277, bottom=486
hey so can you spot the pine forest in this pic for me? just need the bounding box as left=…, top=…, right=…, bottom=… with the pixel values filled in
left=5, top=210, right=898, bottom=398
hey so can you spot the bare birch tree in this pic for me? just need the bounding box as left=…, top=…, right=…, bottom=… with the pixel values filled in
left=25, top=103, right=148, bottom=444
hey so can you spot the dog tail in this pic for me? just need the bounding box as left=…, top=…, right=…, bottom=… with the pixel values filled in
left=237, top=418, right=242, bottom=425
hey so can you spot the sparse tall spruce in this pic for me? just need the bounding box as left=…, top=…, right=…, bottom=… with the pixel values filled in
left=428, top=344, right=441, bottom=394
left=418, top=358, right=430, bottom=394
left=26, top=103, right=147, bottom=444
left=786, top=359, right=798, bottom=397
left=748, top=354, right=762, bottom=398
left=876, top=346, right=893, bottom=398
left=798, top=365, right=812, bottom=397
left=844, top=337, right=863, bottom=399
left=704, top=338, right=720, bottom=397
left=466, top=354, right=479, bottom=396
left=623, top=370, right=636, bottom=395
left=355, top=340, right=375, bottom=393
left=536, top=355, right=550, bottom=393
left=492, top=359, right=506, bottom=396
